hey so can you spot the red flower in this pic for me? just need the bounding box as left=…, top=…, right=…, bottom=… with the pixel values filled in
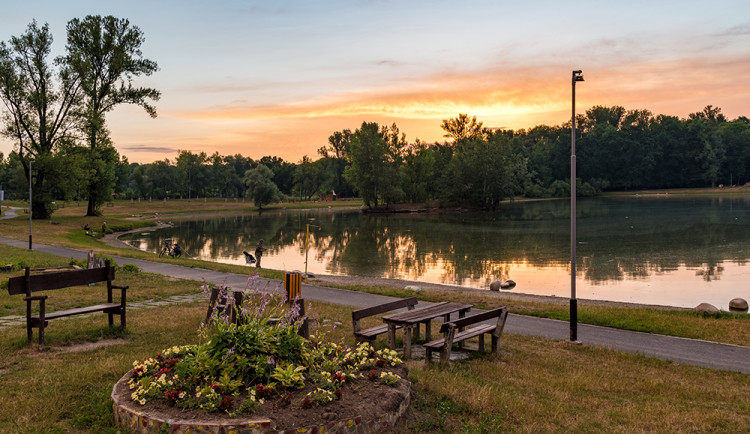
left=368, top=370, right=378, bottom=381
left=219, top=395, right=234, bottom=411
left=302, top=396, right=312, bottom=409
left=334, top=388, right=342, bottom=399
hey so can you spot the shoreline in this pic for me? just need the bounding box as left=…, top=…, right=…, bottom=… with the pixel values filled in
left=106, top=228, right=685, bottom=311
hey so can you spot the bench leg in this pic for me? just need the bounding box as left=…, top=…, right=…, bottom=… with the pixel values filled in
left=491, top=335, right=499, bottom=353
left=404, top=326, right=413, bottom=360
left=38, top=300, right=46, bottom=349
left=425, top=347, right=432, bottom=364
left=414, top=322, right=420, bottom=341
left=387, top=325, right=396, bottom=350
left=425, top=321, right=432, bottom=341
left=440, top=326, right=456, bottom=364
left=458, top=310, right=467, bottom=349
left=121, top=308, right=127, bottom=329
left=38, top=322, right=45, bottom=350
left=478, top=334, right=485, bottom=353
left=108, top=312, right=114, bottom=327
left=26, top=321, right=33, bottom=343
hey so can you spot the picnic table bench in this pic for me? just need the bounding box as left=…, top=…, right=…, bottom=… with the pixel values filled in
left=351, top=297, right=418, bottom=342
left=423, top=307, right=509, bottom=364
left=382, top=301, right=472, bottom=359
left=6, top=260, right=128, bottom=349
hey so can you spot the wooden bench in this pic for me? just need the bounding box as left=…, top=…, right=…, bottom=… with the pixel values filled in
left=423, top=307, right=508, bottom=364
left=352, top=297, right=418, bottom=342
left=6, top=260, right=128, bottom=349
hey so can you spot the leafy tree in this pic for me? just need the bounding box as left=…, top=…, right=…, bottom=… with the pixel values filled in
left=0, top=21, right=81, bottom=218
left=318, top=129, right=352, bottom=159
left=293, top=156, right=333, bottom=200
left=441, top=113, right=486, bottom=143
left=258, top=155, right=295, bottom=194
left=344, top=121, right=403, bottom=208
left=64, top=15, right=160, bottom=215
left=442, top=134, right=527, bottom=209
left=145, top=159, right=175, bottom=199
left=129, top=163, right=152, bottom=199
left=399, top=143, right=436, bottom=203
left=244, top=164, right=282, bottom=209
left=175, top=150, right=207, bottom=198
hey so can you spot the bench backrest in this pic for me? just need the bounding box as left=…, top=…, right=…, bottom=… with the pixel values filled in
left=7, top=261, right=115, bottom=296
left=352, top=297, right=418, bottom=321
left=439, top=307, right=508, bottom=334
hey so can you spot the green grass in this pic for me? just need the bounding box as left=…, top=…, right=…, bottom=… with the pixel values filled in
left=1, top=273, right=749, bottom=432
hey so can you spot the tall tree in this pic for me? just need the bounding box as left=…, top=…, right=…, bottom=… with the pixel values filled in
left=64, top=15, right=160, bottom=215
left=244, top=164, right=282, bottom=209
left=0, top=21, right=81, bottom=218
left=344, top=121, right=403, bottom=208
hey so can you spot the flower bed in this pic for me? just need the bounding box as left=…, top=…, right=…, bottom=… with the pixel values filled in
left=112, top=280, right=412, bottom=432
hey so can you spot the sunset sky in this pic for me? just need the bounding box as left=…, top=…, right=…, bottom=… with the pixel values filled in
left=1, top=1, right=749, bottom=163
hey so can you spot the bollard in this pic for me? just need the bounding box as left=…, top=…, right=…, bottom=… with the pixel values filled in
left=284, top=272, right=302, bottom=301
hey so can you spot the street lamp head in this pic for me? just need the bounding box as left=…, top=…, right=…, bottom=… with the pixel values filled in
left=573, top=70, right=584, bottom=82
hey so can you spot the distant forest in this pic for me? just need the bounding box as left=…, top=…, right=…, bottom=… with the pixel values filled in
left=1, top=105, right=748, bottom=211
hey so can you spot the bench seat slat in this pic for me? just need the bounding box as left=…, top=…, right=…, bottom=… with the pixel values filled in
left=355, top=324, right=404, bottom=339
left=424, top=324, right=496, bottom=349
left=31, top=303, right=122, bottom=320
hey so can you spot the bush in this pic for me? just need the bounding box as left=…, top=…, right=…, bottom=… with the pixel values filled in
left=549, top=180, right=570, bottom=197
left=121, top=263, right=141, bottom=273
left=69, top=258, right=87, bottom=268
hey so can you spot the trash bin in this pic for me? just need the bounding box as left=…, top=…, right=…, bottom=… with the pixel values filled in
left=284, top=272, right=301, bottom=300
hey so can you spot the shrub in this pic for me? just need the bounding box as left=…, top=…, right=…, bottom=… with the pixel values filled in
left=122, top=263, right=141, bottom=273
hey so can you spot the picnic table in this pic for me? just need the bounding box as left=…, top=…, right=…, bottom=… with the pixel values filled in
left=382, top=301, right=472, bottom=359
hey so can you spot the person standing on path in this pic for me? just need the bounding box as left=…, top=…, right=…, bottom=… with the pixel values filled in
left=255, top=239, right=267, bottom=268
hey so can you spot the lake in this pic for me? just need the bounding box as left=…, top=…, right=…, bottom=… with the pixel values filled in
left=122, top=196, right=750, bottom=309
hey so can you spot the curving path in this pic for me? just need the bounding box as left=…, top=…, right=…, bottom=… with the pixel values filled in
left=1, top=236, right=749, bottom=374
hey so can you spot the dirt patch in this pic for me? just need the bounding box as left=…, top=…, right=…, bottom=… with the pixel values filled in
left=113, top=364, right=411, bottom=431
left=56, top=338, right=126, bottom=353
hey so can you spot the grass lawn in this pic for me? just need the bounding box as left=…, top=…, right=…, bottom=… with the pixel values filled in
left=0, top=262, right=748, bottom=432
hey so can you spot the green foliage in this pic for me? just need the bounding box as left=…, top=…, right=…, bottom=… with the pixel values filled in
left=344, top=121, right=404, bottom=207
left=65, top=15, right=160, bottom=216
left=121, top=263, right=141, bottom=273
left=243, top=165, right=282, bottom=209
left=270, top=363, right=306, bottom=389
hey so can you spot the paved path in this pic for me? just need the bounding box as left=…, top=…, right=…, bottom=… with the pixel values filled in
left=2, top=236, right=750, bottom=374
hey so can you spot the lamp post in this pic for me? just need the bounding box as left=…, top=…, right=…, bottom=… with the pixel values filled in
left=570, top=70, right=584, bottom=342
left=28, top=159, right=33, bottom=250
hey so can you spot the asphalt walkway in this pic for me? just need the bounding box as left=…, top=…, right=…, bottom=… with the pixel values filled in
left=1, top=235, right=749, bottom=374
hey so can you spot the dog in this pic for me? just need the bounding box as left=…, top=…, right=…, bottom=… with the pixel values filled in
left=243, top=251, right=256, bottom=264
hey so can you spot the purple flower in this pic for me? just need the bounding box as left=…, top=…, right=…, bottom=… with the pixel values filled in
left=267, top=357, right=275, bottom=366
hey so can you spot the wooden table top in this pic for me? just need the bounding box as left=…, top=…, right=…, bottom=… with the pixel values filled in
left=382, top=302, right=472, bottom=325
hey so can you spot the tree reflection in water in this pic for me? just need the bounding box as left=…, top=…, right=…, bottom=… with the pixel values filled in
left=124, top=196, right=750, bottom=307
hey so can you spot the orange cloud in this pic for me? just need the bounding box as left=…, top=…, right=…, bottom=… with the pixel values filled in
left=114, top=51, right=750, bottom=163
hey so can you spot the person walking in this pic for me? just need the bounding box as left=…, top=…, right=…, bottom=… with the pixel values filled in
left=255, top=239, right=267, bottom=268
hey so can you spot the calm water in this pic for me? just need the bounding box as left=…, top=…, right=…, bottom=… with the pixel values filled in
left=123, top=196, right=750, bottom=309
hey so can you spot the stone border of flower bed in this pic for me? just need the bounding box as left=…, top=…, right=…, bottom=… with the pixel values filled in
left=111, top=372, right=412, bottom=433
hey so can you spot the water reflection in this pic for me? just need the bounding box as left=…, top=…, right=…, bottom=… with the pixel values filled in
left=124, top=197, right=750, bottom=308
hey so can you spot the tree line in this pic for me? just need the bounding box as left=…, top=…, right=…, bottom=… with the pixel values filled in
left=2, top=104, right=749, bottom=214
